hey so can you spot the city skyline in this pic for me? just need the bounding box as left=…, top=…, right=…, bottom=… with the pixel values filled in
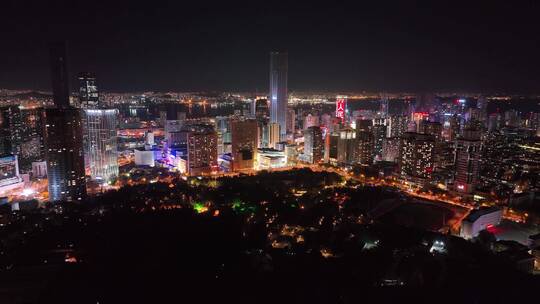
left=0, top=2, right=538, bottom=302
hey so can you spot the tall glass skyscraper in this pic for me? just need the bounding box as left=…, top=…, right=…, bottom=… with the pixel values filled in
left=45, top=42, right=87, bottom=202
left=269, top=51, right=288, bottom=138
left=44, top=108, right=87, bottom=201
left=83, top=109, right=119, bottom=182
left=78, top=74, right=119, bottom=183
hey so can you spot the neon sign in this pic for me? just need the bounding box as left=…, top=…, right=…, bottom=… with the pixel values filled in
left=336, top=96, right=347, bottom=122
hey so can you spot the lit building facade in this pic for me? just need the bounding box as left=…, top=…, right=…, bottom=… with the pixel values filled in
left=387, top=115, right=408, bottom=138
left=398, top=132, right=435, bottom=183
left=337, top=128, right=357, bottom=165
left=44, top=108, right=87, bottom=202
left=372, top=118, right=387, bottom=160
left=454, top=128, right=481, bottom=193
left=83, top=109, right=119, bottom=183
left=0, top=106, right=22, bottom=157
left=460, top=207, right=502, bottom=239
left=231, top=119, right=258, bottom=171
left=357, top=120, right=374, bottom=165
left=303, top=126, right=323, bottom=164
left=268, top=122, right=281, bottom=149
left=0, top=155, right=24, bottom=194
left=269, top=51, right=288, bottom=138
left=45, top=42, right=86, bottom=202
left=187, top=130, right=218, bottom=175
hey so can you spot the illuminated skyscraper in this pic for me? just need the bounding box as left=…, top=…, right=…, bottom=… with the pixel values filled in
left=0, top=106, right=22, bottom=157
left=45, top=42, right=86, bottom=202
left=337, top=127, right=357, bottom=165
left=78, top=72, right=99, bottom=108
left=268, top=122, right=281, bottom=149
left=398, top=132, right=435, bottom=183
left=78, top=72, right=119, bottom=183
left=357, top=120, right=374, bottom=165
left=19, top=107, right=45, bottom=172
left=454, top=127, right=481, bottom=193
left=372, top=118, right=387, bottom=160
left=44, top=108, right=86, bottom=201
left=83, top=109, right=118, bottom=182
left=387, top=115, right=408, bottom=138
left=269, top=51, right=288, bottom=138
left=187, top=130, right=218, bottom=175
left=303, top=126, right=323, bottom=164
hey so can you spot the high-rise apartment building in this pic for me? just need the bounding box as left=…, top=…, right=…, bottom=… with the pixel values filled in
left=454, top=127, right=481, bottom=193
left=187, top=130, right=218, bottom=175
left=398, top=132, right=435, bottom=182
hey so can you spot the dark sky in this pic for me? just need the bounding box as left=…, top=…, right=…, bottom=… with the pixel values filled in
left=1, top=0, right=540, bottom=93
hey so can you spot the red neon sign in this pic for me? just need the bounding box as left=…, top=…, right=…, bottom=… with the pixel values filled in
left=336, top=97, right=347, bottom=122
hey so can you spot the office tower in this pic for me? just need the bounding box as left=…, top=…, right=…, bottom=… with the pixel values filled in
left=303, top=126, right=323, bottom=164
left=387, top=115, right=408, bottom=138
left=286, top=108, right=296, bottom=134
left=399, top=132, right=435, bottom=182
left=0, top=106, right=22, bottom=157
left=45, top=42, right=86, bottom=202
left=78, top=72, right=99, bottom=108
left=83, top=109, right=119, bottom=183
left=356, top=119, right=374, bottom=165
left=215, top=116, right=231, bottom=155
left=259, top=121, right=269, bottom=148
left=337, top=127, right=357, bottom=165
left=44, top=108, right=86, bottom=201
left=78, top=72, right=119, bottom=183
left=164, top=119, right=185, bottom=148
left=268, top=122, right=281, bottom=149
left=187, top=130, right=218, bottom=175
left=49, top=42, right=71, bottom=108
left=231, top=119, right=258, bottom=171
left=325, top=132, right=340, bottom=163
left=372, top=118, right=387, bottom=160
left=269, top=51, right=288, bottom=138
left=303, top=114, right=319, bottom=130
left=454, top=127, right=481, bottom=193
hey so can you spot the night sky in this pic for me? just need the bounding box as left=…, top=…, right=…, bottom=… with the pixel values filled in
left=1, top=0, right=540, bottom=93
